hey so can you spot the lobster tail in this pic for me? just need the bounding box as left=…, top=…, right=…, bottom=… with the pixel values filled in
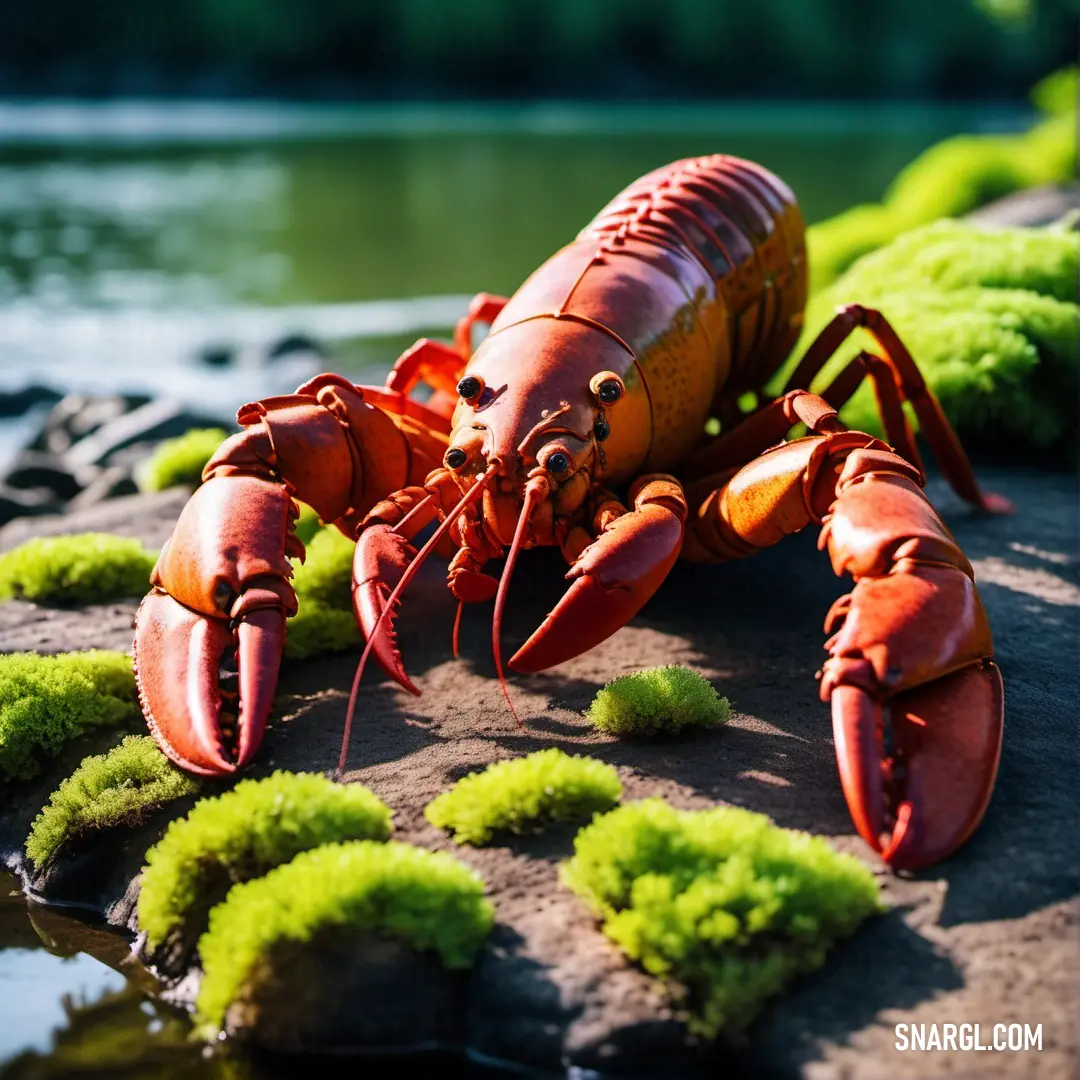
left=582, top=155, right=808, bottom=398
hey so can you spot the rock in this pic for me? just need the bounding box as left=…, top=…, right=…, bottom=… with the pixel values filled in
left=0, top=483, right=64, bottom=526
left=266, top=333, right=327, bottom=363
left=0, top=385, right=63, bottom=418
left=27, top=394, right=153, bottom=456
left=67, top=467, right=140, bottom=510
left=60, top=400, right=229, bottom=470
left=0, top=488, right=191, bottom=554
left=1, top=450, right=88, bottom=502
left=1, top=467, right=1078, bottom=1078
left=966, top=183, right=1080, bottom=229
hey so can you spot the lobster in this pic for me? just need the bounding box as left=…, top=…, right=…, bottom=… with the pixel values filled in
left=134, top=154, right=1007, bottom=871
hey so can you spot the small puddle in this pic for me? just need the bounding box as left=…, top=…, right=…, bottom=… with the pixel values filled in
left=0, top=872, right=551, bottom=1079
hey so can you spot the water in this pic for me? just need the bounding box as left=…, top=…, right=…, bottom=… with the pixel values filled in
left=0, top=100, right=1031, bottom=463
left=0, top=100, right=1030, bottom=1073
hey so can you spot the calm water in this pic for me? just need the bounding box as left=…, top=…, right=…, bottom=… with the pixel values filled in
left=0, top=101, right=1029, bottom=1075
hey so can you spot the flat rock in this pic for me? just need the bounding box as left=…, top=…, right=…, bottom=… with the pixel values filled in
left=1, top=467, right=1077, bottom=1077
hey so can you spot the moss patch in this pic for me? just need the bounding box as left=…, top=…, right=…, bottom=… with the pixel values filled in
left=139, top=428, right=229, bottom=492
left=562, top=800, right=881, bottom=1039
left=425, top=748, right=622, bottom=846
left=285, top=526, right=360, bottom=661
left=785, top=221, right=1079, bottom=453
left=808, top=68, right=1077, bottom=288
left=587, top=666, right=731, bottom=737
left=0, top=651, right=139, bottom=782
left=25, top=735, right=199, bottom=868
left=137, top=772, right=392, bottom=962
left=195, top=839, right=494, bottom=1036
left=0, top=533, right=156, bottom=605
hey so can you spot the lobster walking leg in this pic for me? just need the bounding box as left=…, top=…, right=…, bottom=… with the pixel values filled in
left=134, top=375, right=448, bottom=775
left=781, top=303, right=1011, bottom=513
left=685, top=402, right=1003, bottom=869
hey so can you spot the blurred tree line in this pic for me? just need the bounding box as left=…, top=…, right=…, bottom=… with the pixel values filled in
left=1, top=0, right=1077, bottom=99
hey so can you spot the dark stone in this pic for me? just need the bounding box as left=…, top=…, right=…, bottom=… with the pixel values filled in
left=266, top=333, right=327, bottom=362
left=61, top=400, right=229, bottom=469
left=27, top=394, right=153, bottom=456
left=0, top=385, right=63, bottom=419
left=966, top=183, right=1080, bottom=229
left=0, top=484, right=64, bottom=525
left=197, top=344, right=235, bottom=368
left=67, top=467, right=140, bottom=509
left=2, top=450, right=87, bottom=501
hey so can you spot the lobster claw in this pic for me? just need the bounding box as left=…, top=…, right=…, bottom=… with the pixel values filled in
left=831, top=663, right=1004, bottom=870
left=133, top=475, right=298, bottom=777
left=352, top=524, right=421, bottom=696
left=134, top=591, right=286, bottom=776
left=510, top=478, right=687, bottom=673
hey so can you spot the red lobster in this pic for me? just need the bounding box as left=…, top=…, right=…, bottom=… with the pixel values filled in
left=134, top=155, right=1006, bottom=870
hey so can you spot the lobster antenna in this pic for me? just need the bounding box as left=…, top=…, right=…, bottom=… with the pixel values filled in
left=491, top=477, right=546, bottom=727
left=336, top=467, right=496, bottom=779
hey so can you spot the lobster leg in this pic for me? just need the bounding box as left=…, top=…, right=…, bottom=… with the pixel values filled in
left=781, top=302, right=1011, bottom=513
left=686, top=403, right=1003, bottom=869
left=509, top=476, right=688, bottom=673
left=135, top=376, right=448, bottom=776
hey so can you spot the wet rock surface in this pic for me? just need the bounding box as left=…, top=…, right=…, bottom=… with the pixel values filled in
left=0, top=467, right=1077, bottom=1078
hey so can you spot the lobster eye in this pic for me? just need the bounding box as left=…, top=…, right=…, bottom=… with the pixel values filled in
left=594, top=416, right=610, bottom=442
left=547, top=451, right=571, bottom=474
left=445, top=447, right=468, bottom=470
left=590, top=371, right=625, bottom=405
left=457, top=375, right=484, bottom=401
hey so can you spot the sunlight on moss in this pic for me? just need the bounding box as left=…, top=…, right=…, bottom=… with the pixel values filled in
left=0, top=651, right=139, bottom=782
left=26, top=735, right=199, bottom=867
left=588, top=666, right=731, bottom=737
left=0, top=533, right=156, bottom=605
left=285, top=526, right=360, bottom=660
left=139, top=429, right=229, bottom=492
left=808, top=68, right=1077, bottom=289
left=195, top=840, right=494, bottom=1036
left=782, top=221, right=1079, bottom=451
left=425, top=748, right=622, bottom=846
left=562, top=800, right=881, bottom=1038
left=137, top=772, right=392, bottom=962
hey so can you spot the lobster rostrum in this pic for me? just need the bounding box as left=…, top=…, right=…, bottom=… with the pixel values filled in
left=135, top=154, right=1008, bottom=871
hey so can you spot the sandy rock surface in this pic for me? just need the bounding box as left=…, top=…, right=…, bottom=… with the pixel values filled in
left=0, top=470, right=1077, bottom=1078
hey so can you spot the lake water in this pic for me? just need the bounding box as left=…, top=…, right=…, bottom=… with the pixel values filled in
left=0, top=100, right=1030, bottom=1075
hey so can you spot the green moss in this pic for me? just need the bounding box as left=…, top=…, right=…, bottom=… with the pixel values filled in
left=425, top=748, right=622, bottom=846
left=0, top=651, right=139, bottom=782
left=0, top=533, right=156, bottom=605
left=139, top=428, right=229, bottom=492
left=784, top=221, right=1079, bottom=451
left=137, top=772, right=392, bottom=959
left=587, top=665, right=731, bottom=737
left=562, top=800, right=881, bottom=1038
left=25, top=735, right=199, bottom=868
left=808, top=69, right=1077, bottom=288
left=195, top=839, right=494, bottom=1035
left=293, top=502, right=323, bottom=547
left=284, top=526, right=361, bottom=660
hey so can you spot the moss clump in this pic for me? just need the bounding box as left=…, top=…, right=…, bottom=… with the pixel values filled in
left=285, top=526, right=360, bottom=661
left=292, top=502, right=323, bottom=546
left=0, top=651, right=139, bottom=782
left=137, top=772, right=392, bottom=961
left=785, top=221, right=1079, bottom=453
left=562, top=800, right=881, bottom=1038
left=425, top=748, right=622, bottom=846
left=139, top=428, right=229, bottom=492
left=195, top=839, right=494, bottom=1035
left=0, top=534, right=156, bottom=605
left=587, top=665, right=731, bottom=737
left=25, top=735, right=199, bottom=868
left=808, top=68, right=1077, bottom=288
